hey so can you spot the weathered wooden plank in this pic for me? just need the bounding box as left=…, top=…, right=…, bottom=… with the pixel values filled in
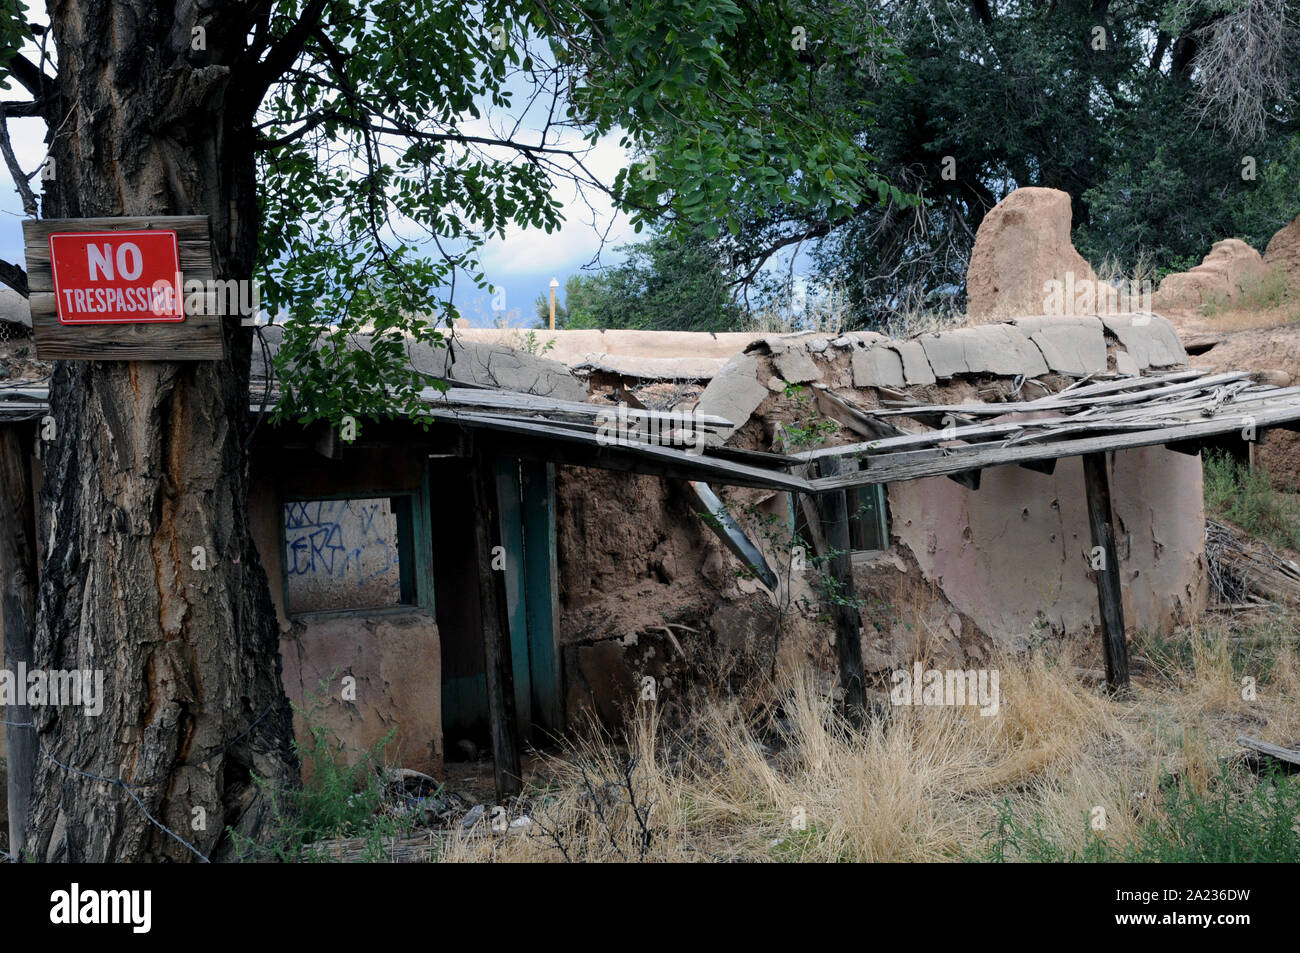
left=28, top=308, right=225, bottom=360
left=21, top=214, right=212, bottom=242
left=472, top=450, right=523, bottom=799
left=872, top=372, right=1250, bottom=418
left=810, top=401, right=1300, bottom=489
left=1237, top=734, right=1300, bottom=767
left=685, top=481, right=779, bottom=590
left=431, top=409, right=812, bottom=492
left=21, top=215, right=224, bottom=361
left=811, top=385, right=903, bottom=441
left=426, top=386, right=734, bottom=430
left=1082, top=452, right=1129, bottom=693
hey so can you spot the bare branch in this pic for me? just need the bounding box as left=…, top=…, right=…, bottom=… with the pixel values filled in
left=0, top=103, right=39, bottom=216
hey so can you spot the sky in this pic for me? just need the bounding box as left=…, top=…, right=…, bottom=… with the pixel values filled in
left=0, top=3, right=638, bottom=330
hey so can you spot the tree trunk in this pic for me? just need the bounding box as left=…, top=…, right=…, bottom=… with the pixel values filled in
left=25, top=0, right=298, bottom=862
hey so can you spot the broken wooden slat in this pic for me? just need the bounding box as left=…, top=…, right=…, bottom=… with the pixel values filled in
left=810, top=400, right=1300, bottom=489
left=685, top=481, right=779, bottom=590
left=432, top=408, right=812, bottom=492
left=811, top=385, right=904, bottom=441
left=872, top=371, right=1251, bottom=418
left=426, top=386, right=735, bottom=431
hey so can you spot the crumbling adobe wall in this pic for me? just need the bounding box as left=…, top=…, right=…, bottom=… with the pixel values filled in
left=692, top=313, right=1209, bottom=656
left=553, top=464, right=830, bottom=728
left=887, top=451, right=1206, bottom=645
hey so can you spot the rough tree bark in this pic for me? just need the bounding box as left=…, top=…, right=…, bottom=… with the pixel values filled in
left=23, top=0, right=298, bottom=861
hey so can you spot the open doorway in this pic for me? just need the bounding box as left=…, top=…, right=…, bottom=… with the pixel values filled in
left=430, top=456, right=562, bottom=759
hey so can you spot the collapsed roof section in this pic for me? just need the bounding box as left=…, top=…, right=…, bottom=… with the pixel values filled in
left=4, top=315, right=1300, bottom=493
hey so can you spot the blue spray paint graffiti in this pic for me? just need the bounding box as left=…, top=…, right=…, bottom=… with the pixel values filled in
left=283, top=498, right=403, bottom=608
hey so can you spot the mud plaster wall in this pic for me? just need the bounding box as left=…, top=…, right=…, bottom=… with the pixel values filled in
left=249, top=472, right=442, bottom=778
left=553, top=464, right=800, bottom=726
left=887, top=448, right=1207, bottom=644
left=554, top=465, right=739, bottom=643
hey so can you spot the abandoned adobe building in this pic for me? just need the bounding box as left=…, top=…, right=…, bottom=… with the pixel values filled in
left=6, top=308, right=1300, bottom=794
left=5, top=188, right=1300, bottom=802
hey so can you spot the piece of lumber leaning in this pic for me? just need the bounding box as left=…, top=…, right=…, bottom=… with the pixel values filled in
left=816, top=456, right=867, bottom=724
left=471, top=449, right=523, bottom=799
left=1081, top=451, right=1130, bottom=692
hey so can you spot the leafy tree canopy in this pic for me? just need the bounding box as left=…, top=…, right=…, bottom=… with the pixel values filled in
left=248, top=0, right=908, bottom=423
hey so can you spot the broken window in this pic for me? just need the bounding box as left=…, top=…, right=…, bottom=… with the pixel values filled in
left=282, top=496, right=418, bottom=614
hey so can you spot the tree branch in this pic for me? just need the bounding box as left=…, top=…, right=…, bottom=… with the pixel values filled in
left=5, top=52, right=53, bottom=97
left=247, top=0, right=331, bottom=109
left=0, top=103, right=39, bottom=216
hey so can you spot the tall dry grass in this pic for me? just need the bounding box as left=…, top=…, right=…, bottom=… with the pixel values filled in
left=439, top=614, right=1300, bottom=862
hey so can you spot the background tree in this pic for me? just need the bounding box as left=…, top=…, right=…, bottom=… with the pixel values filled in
left=0, top=0, right=903, bottom=860
left=607, top=0, right=1300, bottom=329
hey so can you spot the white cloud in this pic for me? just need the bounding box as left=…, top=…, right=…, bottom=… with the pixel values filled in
left=476, top=129, right=633, bottom=278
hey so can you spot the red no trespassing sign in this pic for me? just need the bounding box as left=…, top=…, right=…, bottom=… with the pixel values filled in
left=23, top=215, right=222, bottom=361
left=48, top=229, right=184, bottom=324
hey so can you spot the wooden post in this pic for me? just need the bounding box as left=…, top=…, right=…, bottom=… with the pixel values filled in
left=816, top=456, right=866, bottom=724
left=470, top=448, right=523, bottom=799
left=0, top=424, right=37, bottom=856
left=1082, top=451, right=1130, bottom=693
left=548, top=278, right=558, bottom=331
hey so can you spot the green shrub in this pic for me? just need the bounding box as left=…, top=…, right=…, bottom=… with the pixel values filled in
left=988, top=766, right=1300, bottom=863
left=1203, top=450, right=1300, bottom=550
left=229, top=687, right=424, bottom=862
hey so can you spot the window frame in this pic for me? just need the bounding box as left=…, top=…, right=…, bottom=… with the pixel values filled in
left=278, top=487, right=433, bottom=621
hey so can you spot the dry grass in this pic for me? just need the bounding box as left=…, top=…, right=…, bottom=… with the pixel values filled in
left=439, top=614, right=1300, bottom=862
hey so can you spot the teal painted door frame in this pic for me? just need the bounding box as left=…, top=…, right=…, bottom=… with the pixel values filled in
left=440, top=455, right=561, bottom=745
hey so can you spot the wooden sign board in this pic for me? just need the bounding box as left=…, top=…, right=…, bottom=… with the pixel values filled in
left=22, top=215, right=225, bottom=361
